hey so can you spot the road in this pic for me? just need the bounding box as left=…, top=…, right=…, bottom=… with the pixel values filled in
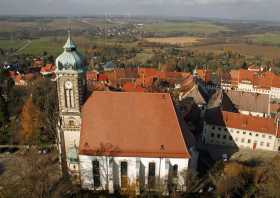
left=15, top=39, right=32, bottom=54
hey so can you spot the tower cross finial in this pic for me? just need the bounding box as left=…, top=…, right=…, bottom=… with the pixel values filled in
left=67, top=17, right=72, bottom=38
left=68, top=28, right=71, bottom=40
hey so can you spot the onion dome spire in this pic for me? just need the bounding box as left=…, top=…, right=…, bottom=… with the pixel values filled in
left=55, top=30, right=84, bottom=72
left=63, top=29, right=76, bottom=51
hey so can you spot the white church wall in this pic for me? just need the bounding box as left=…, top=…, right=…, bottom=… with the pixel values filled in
left=79, top=155, right=189, bottom=193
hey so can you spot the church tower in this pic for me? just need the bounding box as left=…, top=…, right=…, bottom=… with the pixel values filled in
left=56, top=31, right=86, bottom=176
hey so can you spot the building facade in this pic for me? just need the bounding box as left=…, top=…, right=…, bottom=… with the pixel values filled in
left=79, top=156, right=189, bottom=194
left=203, top=111, right=280, bottom=151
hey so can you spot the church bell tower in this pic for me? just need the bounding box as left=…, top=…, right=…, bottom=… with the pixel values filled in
left=55, top=30, right=86, bottom=176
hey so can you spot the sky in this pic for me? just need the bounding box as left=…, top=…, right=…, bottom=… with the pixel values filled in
left=0, top=0, right=279, bottom=21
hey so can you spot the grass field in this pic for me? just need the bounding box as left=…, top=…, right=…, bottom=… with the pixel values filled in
left=145, top=36, right=203, bottom=46
left=247, top=33, right=280, bottom=45
left=191, top=43, right=280, bottom=59
left=143, top=21, right=230, bottom=34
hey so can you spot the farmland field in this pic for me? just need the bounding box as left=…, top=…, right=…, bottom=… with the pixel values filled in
left=0, top=36, right=138, bottom=55
left=143, top=21, right=230, bottom=34
left=145, top=36, right=203, bottom=46
left=191, top=43, right=280, bottom=59
left=247, top=33, right=280, bottom=45
left=0, top=21, right=39, bottom=32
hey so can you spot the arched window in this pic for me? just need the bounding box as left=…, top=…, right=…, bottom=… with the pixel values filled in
left=64, top=81, right=75, bottom=108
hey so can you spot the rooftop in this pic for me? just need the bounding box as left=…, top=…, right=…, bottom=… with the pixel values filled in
left=205, top=110, right=280, bottom=136
left=79, top=91, right=190, bottom=158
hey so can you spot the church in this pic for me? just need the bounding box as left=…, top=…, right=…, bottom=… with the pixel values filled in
left=56, top=32, right=198, bottom=194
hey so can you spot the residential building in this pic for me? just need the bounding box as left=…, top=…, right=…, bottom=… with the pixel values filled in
left=220, top=69, right=280, bottom=98
left=203, top=110, right=280, bottom=151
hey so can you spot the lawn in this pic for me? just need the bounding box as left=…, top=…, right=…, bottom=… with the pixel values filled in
left=143, top=21, right=230, bottom=35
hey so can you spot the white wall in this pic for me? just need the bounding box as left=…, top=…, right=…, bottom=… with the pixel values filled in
left=79, top=155, right=189, bottom=193
left=271, top=87, right=280, bottom=99
left=203, top=123, right=278, bottom=151
left=239, top=110, right=267, bottom=118
left=238, top=82, right=253, bottom=91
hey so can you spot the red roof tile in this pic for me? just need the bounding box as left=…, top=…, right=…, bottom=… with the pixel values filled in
left=80, top=91, right=190, bottom=158
left=122, top=82, right=146, bottom=92
left=97, top=74, right=109, bottom=82
left=40, top=64, right=55, bottom=74
left=206, top=110, right=280, bottom=136
left=225, top=69, right=280, bottom=89
left=86, top=71, right=98, bottom=81
left=196, top=69, right=211, bottom=83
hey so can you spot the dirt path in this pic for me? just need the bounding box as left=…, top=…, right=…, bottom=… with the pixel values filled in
left=15, top=39, right=32, bottom=53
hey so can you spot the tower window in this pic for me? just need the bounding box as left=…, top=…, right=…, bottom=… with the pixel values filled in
left=69, top=120, right=75, bottom=127
left=64, top=81, right=75, bottom=108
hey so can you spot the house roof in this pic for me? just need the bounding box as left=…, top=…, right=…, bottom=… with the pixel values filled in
left=86, top=71, right=98, bottom=81
left=205, top=110, right=280, bottom=136
left=272, top=73, right=280, bottom=88
left=122, top=82, right=146, bottom=92
left=79, top=91, right=190, bottom=158
left=181, top=84, right=208, bottom=105
left=225, top=69, right=280, bottom=89
left=40, top=64, right=55, bottom=74
left=222, top=90, right=269, bottom=114
left=196, top=69, right=212, bottom=83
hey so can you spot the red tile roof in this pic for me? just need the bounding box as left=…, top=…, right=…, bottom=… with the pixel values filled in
left=226, top=69, right=280, bottom=89
left=206, top=110, right=280, bottom=136
left=40, top=64, right=55, bottom=74
left=86, top=71, right=98, bottom=81
left=138, top=67, right=158, bottom=77
left=80, top=91, right=190, bottom=158
left=105, top=68, right=138, bottom=85
left=196, top=69, right=211, bottom=83
left=122, top=82, right=146, bottom=92
left=97, top=74, right=109, bottom=82
left=136, top=67, right=191, bottom=88
left=272, top=73, right=280, bottom=88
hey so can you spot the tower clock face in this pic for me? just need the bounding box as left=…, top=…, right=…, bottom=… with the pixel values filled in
left=65, top=81, right=73, bottom=89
